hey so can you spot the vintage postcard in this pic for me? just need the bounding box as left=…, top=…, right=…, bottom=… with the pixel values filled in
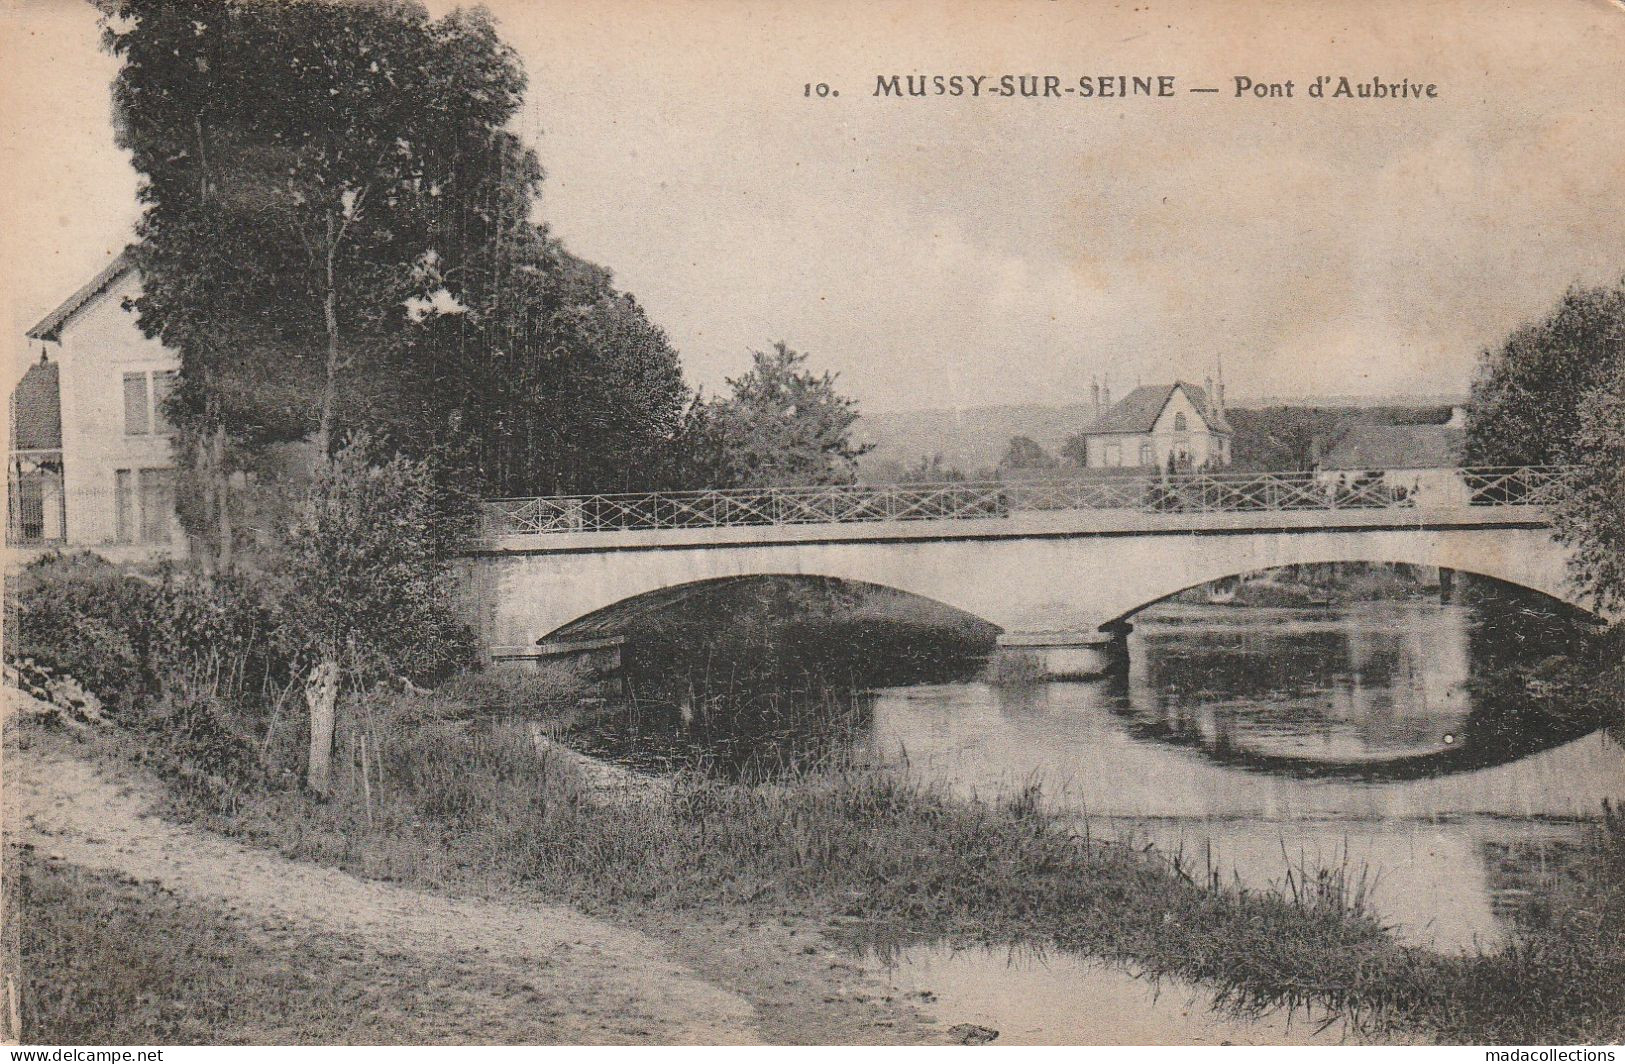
left=2, top=0, right=1622, bottom=1052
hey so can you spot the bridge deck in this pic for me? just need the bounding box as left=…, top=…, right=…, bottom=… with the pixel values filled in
left=476, top=466, right=1563, bottom=555
left=477, top=501, right=1552, bottom=554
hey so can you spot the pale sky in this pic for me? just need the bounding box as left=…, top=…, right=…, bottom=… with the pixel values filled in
left=3, top=0, right=1623, bottom=412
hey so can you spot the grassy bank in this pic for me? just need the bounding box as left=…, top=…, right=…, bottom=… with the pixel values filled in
left=1, top=846, right=600, bottom=1044
left=30, top=683, right=1616, bottom=1046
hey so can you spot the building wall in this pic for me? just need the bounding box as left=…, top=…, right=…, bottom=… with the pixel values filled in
left=1145, top=387, right=1228, bottom=468
left=1083, top=388, right=1232, bottom=469
left=47, top=271, right=186, bottom=559
left=1086, top=432, right=1154, bottom=468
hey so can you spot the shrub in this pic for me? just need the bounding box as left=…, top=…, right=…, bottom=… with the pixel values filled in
left=8, top=554, right=282, bottom=801
left=428, top=664, right=588, bottom=722
left=128, top=688, right=267, bottom=811
left=8, top=553, right=161, bottom=710
left=277, top=439, right=475, bottom=689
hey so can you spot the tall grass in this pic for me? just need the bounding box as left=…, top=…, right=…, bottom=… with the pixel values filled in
left=129, top=689, right=1624, bottom=1045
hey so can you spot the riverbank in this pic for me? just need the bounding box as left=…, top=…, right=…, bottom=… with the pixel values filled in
left=10, top=676, right=1622, bottom=1045
left=7, top=561, right=1622, bottom=1045
left=3, top=741, right=761, bottom=1044
left=2, top=724, right=945, bottom=1045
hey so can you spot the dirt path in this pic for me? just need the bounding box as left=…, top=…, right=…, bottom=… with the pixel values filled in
left=4, top=743, right=763, bottom=1045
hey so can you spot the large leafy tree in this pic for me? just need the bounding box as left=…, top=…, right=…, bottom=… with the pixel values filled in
left=397, top=227, right=693, bottom=499
left=695, top=343, right=872, bottom=488
left=104, top=0, right=536, bottom=562
left=1466, top=278, right=1625, bottom=611
left=1465, top=281, right=1625, bottom=466
left=105, top=0, right=699, bottom=531
left=1550, top=344, right=1625, bottom=614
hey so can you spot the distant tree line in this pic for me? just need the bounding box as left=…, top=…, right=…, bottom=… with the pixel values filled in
left=1224, top=405, right=1455, bottom=472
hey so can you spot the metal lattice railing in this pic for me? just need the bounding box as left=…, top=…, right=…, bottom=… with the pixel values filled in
left=481, top=465, right=1572, bottom=537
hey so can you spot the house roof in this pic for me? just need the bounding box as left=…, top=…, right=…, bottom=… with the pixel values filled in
left=9, top=357, right=62, bottom=451
left=1321, top=423, right=1465, bottom=470
left=1083, top=381, right=1232, bottom=435
left=25, top=252, right=136, bottom=342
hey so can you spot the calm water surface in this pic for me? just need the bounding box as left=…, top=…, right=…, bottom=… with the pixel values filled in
left=583, top=587, right=1622, bottom=1042
left=864, top=601, right=1621, bottom=951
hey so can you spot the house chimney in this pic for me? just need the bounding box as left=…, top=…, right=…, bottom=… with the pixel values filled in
left=1090, top=378, right=1100, bottom=416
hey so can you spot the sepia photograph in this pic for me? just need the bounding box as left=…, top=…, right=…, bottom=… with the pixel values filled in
left=2, top=0, right=1622, bottom=1051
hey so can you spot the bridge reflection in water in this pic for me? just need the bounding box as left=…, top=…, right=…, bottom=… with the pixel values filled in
left=860, top=595, right=1621, bottom=951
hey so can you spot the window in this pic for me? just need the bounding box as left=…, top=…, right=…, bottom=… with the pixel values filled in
left=10, top=477, right=44, bottom=541
left=1173, top=412, right=1188, bottom=432
left=1105, top=442, right=1123, bottom=467
left=114, top=467, right=174, bottom=543
left=123, top=370, right=178, bottom=436
left=1139, top=442, right=1153, bottom=466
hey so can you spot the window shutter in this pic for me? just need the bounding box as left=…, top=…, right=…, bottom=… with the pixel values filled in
left=123, top=373, right=149, bottom=435
left=139, top=468, right=175, bottom=543
left=152, top=371, right=177, bottom=434
left=115, top=470, right=134, bottom=542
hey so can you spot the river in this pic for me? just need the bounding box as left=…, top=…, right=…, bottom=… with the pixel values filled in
left=576, top=576, right=1623, bottom=1042
left=863, top=600, right=1622, bottom=951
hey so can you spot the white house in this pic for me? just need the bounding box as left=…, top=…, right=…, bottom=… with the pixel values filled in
left=7, top=253, right=186, bottom=562
left=1075, top=380, right=1233, bottom=470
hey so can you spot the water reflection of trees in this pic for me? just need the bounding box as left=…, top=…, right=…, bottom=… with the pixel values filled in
left=568, top=577, right=993, bottom=779
left=568, top=572, right=1616, bottom=785
left=1109, top=580, right=1612, bottom=781
left=1479, top=817, right=1625, bottom=940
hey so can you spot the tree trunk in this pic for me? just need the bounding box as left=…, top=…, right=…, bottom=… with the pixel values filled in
left=316, top=211, right=342, bottom=457
left=192, top=429, right=219, bottom=579
left=304, top=659, right=340, bottom=797
left=213, top=421, right=233, bottom=572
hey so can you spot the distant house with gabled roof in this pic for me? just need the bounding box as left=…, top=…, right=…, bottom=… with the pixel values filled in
left=7, top=252, right=185, bottom=561
left=1074, top=380, right=1233, bottom=470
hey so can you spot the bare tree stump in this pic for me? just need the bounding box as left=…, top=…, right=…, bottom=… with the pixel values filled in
left=305, top=660, right=340, bottom=797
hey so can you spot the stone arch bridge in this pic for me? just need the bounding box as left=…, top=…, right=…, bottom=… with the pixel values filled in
left=460, top=467, right=1584, bottom=677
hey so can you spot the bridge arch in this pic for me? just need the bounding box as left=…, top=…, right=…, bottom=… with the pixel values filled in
left=466, top=520, right=1584, bottom=659
left=535, top=573, right=998, bottom=645
left=1092, top=545, right=1591, bottom=632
